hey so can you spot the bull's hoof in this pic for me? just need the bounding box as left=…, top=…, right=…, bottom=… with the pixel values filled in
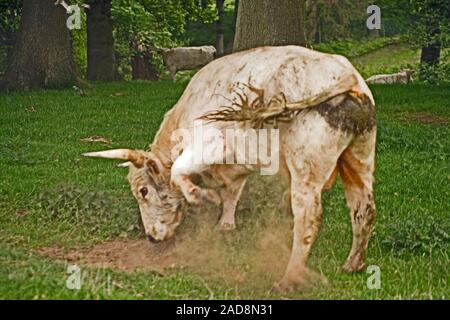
left=273, top=270, right=328, bottom=293
left=219, top=220, right=236, bottom=231
left=342, top=260, right=366, bottom=273
left=272, top=277, right=305, bottom=293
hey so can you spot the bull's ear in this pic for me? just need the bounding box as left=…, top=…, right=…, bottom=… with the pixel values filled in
left=145, top=154, right=165, bottom=176
left=83, top=149, right=145, bottom=168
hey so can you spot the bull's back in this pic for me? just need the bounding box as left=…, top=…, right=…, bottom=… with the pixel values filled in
left=174, top=46, right=373, bottom=125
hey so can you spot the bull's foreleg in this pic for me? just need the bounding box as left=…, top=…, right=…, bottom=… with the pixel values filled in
left=171, top=149, right=221, bottom=206
left=218, top=176, right=247, bottom=230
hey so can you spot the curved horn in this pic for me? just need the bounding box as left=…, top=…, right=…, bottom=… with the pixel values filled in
left=82, top=149, right=145, bottom=167
left=117, top=161, right=132, bottom=168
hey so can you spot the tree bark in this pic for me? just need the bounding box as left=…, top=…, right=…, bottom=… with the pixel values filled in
left=4, top=0, right=78, bottom=89
left=215, top=0, right=225, bottom=57
left=312, top=1, right=322, bottom=43
left=86, top=0, right=117, bottom=81
left=421, top=46, right=441, bottom=65
left=420, top=25, right=441, bottom=65
left=225, top=0, right=239, bottom=54
left=131, top=40, right=159, bottom=81
left=369, top=29, right=380, bottom=38
left=233, top=0, right=306, bottom=52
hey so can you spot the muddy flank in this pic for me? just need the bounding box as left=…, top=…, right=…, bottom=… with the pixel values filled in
left=37, top=176, right=294, bottom=288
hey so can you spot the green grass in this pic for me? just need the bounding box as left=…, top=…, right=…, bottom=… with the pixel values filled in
left=351, top=43, right=421, bottom=79
left=313, top=37, right=400, bottom=59
left=0, top=81, right=449, bottom=299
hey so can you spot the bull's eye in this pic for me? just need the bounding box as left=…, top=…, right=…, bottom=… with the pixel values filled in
left=140, top=187, right=148, bottom=198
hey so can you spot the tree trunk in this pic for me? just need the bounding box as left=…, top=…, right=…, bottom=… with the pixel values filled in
left=215, top=0, right=225, bottom=57
left=4, top=0, right=78, bottom=89
left=225, top=0, right=239, bottom=54
left=420, top=25, right=441, bottom=65
left=86, top=0, right=117, bottom=81
left=369, top=29, right=380, bottom=38
left=421, top=46, right=441, bottom=65
left=312, top=1, right=321, bottom=43
left=233, top=0, right=306, bottom=52
left=131, top=41, right=159, bottom=81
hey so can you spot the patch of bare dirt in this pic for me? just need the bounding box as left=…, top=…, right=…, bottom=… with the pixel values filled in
left=37, top=239, right=177, bottom=274
left=403, top=112, right=450, bottom=125
left=80, top=136, right=112, bottom=144
left=36, top=176, right=294, bottom=287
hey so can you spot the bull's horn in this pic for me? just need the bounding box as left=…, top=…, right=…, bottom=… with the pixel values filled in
left=117, top=161, right=132, bottom=168
left=82, top=149, right=144, bottom=167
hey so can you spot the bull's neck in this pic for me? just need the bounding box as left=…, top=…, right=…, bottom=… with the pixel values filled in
left=149, top=108, right=180, bottom=174
left=150, top=140, right=173, bottom=170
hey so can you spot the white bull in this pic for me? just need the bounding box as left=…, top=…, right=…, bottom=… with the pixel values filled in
left=161, top=46, right=216, bottom=80
left=84, top=46, right=377, bottom=292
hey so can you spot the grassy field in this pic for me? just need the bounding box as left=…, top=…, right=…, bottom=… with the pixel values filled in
left=0, top=80, right=448, bottom=300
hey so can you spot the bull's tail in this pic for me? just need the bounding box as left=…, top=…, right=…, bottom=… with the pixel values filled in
left=200, top=74, right=361, bottom=128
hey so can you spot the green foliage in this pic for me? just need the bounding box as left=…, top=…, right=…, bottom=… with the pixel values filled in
left=112, top=0, right=181, bottom=78
left=71, top=11, right=87, bottom=77
left=111, top=0, right=216, bottom=79
left=417, top=56, right=450, bottom=85
left=375, top=0, right=411, bottom=36
left=313, top=37, right=399, bottom=58
left=181, top=0, right=235, bottom=47
left=406, top=0, right=450, bottom=49
left=304, top=0, right=372, bottom=43
left=0, top=0, right=21, bottom=77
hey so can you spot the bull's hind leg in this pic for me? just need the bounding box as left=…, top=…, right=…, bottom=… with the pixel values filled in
left=339, top=130, right=376, bottom=273
left=275, top=116, right=351, bottom=292
left=274, top=177, right=325, bottom=292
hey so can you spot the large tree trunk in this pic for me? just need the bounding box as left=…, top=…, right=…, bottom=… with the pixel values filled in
left=225, top=0, right=239, bottom=54
left=4, top=0, right=78, bottom=89
left=215, top=0, right=225, bottom=57
left=86, top=0, right=117, bottom=81
left=421, top=46, right=441, bottom=65
left=312, top=1, right=322, bottom=43
left=131, top=40, right=159, bottom=81
left=420, top=26, right=441, bottom=66
left=368, top=29, right=380, bottom=38
left=233, top=0, right=306, bottom=52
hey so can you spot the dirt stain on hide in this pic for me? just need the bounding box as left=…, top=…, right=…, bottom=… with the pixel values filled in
left=316, top=93, right=376, bottom=136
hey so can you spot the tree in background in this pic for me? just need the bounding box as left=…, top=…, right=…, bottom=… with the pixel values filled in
left=215, top=0, right=225, bottom=56
left=112, top=0, right=214, bottom=80
left=3, top=0, right=78, bottom=89
left=0, top=0, right=21, bottom=78
left=86, top=0, right=118, bottom=81
left=410, top=0, right=449, bottom=66
left=233, top=0, right=306, bottom=52
left=304, top=0, right=371, bottom=44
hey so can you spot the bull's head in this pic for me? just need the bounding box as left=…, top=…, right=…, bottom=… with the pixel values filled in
left=83, top=149, right=186, bottom=242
